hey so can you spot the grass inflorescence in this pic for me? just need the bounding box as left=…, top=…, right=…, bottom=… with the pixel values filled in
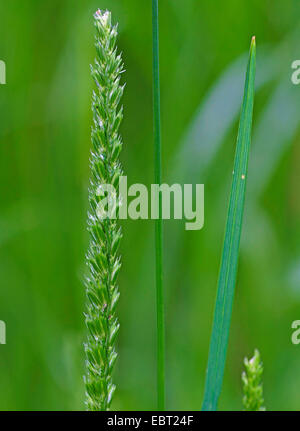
left=84, top=10, right=124, bottom=411
left=242, top=349, right=265, bottom=411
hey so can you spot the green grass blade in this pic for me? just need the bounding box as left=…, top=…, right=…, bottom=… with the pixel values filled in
left=202, top=37, right=256, bottom=411
left=152, top=0, right=165, bottom=410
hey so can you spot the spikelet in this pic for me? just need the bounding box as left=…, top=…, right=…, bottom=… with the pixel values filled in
left=242, top=349, right=265, bottom=411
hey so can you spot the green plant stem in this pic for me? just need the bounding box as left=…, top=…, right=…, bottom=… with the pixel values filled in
left=202, top=37, right=256, bottom=411
left=152, top=0, right=165, bottom=411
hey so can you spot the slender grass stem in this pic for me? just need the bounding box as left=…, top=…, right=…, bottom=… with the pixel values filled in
left=202, top=37, right=256, bottom=411
left=152, top=0, right=165, bottom=411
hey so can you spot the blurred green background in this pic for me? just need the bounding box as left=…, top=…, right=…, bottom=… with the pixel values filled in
left=0, top=0, right=299, bottom=410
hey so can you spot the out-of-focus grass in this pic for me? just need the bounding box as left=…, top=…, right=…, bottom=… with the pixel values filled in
left=0, top=0, right=299, bottom=410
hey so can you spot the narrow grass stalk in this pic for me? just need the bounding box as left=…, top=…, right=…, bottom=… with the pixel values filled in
left=202, top=37, right=256, bottom=411
left=242, top=349, right=265, bottom=411
left=152, top=0, right=165, bottom=411
left=84, top=10, right=124, bottom=411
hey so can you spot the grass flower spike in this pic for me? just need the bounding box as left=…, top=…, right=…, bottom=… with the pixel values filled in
left=84, top=10, right=124, bottom=411
left=242, top=349, right=265, bottom=411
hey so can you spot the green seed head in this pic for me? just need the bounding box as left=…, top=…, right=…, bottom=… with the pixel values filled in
left=242, top=349, right=265, bottom=411
left=84, top=10, right=124, bottom=411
